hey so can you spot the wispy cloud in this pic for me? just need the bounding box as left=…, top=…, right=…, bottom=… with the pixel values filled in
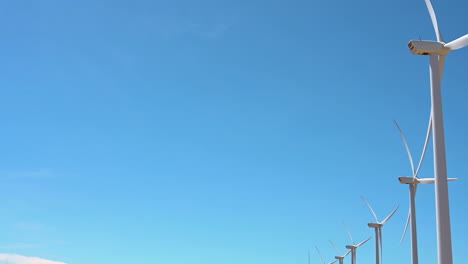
left=0, top=254, right=66, bottom=264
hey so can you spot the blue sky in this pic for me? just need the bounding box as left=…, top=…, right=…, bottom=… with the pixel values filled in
left=0, top=0, right=467, bottom=264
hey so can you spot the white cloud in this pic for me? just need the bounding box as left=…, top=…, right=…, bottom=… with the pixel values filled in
left=0, top=254, right=66, bottom=264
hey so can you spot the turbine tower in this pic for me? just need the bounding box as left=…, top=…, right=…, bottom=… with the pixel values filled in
left=315, top=246, right=337, bottom=264
left=394, top=120, right=457, bottom=264
left=343, top=222, right=371, bottom=264
left=329, top=240, right=351, bottom=264
left=361, top=196, right=398, bottom=264
left=407, top=0, right=468, bottom=262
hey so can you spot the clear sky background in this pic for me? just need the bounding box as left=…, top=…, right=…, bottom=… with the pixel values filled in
left=0, top=0, right=467, bottom=264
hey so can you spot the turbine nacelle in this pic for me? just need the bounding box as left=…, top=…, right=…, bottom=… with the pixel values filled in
left=345, top=245, right=355, bottom=250
left=398, top=176, right=418, bottom=184
left=399, top=176, right=457, bottom=184
left=367, top=222, right=383, bottom=228
left=408, top=40, right=450, bottom=56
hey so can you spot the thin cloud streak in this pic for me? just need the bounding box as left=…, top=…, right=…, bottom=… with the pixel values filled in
left=0, top=254, right=66, bottom=264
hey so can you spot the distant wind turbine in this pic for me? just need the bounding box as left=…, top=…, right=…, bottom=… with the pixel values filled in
left=329, top=240, right=351, bottom=264
left=394, top=119, right=457, bottom=264
left=343, top=222, right=371, bottom=264
left=315, top=246, right=337, bottom=264
left=361, top=196, right=399, bottom=264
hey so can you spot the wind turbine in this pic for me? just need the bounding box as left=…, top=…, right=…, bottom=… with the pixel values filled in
left=394, top=119, right=457, bottom=264
left=361, top=196, right=399, bottom=264
left=315, top=246, right=337, bottom=264
left=329, top=240, right=351, bottom=264
left=343, top=222, right=371, bottom=264
left=406, top=0, right=468, bottom=262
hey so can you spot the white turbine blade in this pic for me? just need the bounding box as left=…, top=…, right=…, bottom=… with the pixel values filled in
left=419, top=177, right=458, bottom=184
left=445, top=34, right=468, bottom=50
left=418, top=178, right=435, bottom=184
left=328, top=260, right=338, bottom=264
left=424, top=0, right=444, bottom=42
left=414, top=113, right=432, bottom=178
left=394, top=120, right=416, bottom=175
left=343, top=250, right=351, bottom=258
left=381, top=205, right=399, bottom=225
left=360, top=196, right=379, bottom=222
left=343, top=222, right=355, bottom=245
left=356, top=237, right=371, bottom=248
left=400, top=210, right=411, bottom=243
left=329, top=240, right=342, bottom=255
left=439, top=55, right=446, bottom=83
left=315, top=246, right=326, bottom=264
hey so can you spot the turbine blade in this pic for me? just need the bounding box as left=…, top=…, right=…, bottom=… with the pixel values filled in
left=400, top=210, right=411, bottom=243
left=315, top=246, right=326, bottom=264
left=356, top=237, right=371, bottom=248
left=424, top=0, right=444, bottom=42
left=439, top=55, right=446, bottom=83
left=343, top=222, right=355, bottom=245
left=329, top=240, right=342, bottom=255
left=360, top=196, right=379, bottom=222
left=394, top=120, right=416, bottom=176
left=309, top=251, right=311, bottom=264
left=344, top=250, right=351, bottom=258
left=381, top=205, right=399, bottom=225
left=418, top=178, right=435, bottom=184
left=418, top=177, right=458, bottom=184
left=328, top=260, right=338, bottom=264
left=445, top=34, right=468, bottom=50
left=414, top=113, right=432, bottom=178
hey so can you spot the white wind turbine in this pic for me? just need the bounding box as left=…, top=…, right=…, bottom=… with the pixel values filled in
left=329, top=240, right=351, bottom=264
left=343, top=222, right=371, bottom=264
left=394, top=119, right=457, bottom=264
left=406, top=0, right=468, bottom=262
left=315, top=246, right=337, bottom=264
left=360, top=196, right=399, bottom=264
